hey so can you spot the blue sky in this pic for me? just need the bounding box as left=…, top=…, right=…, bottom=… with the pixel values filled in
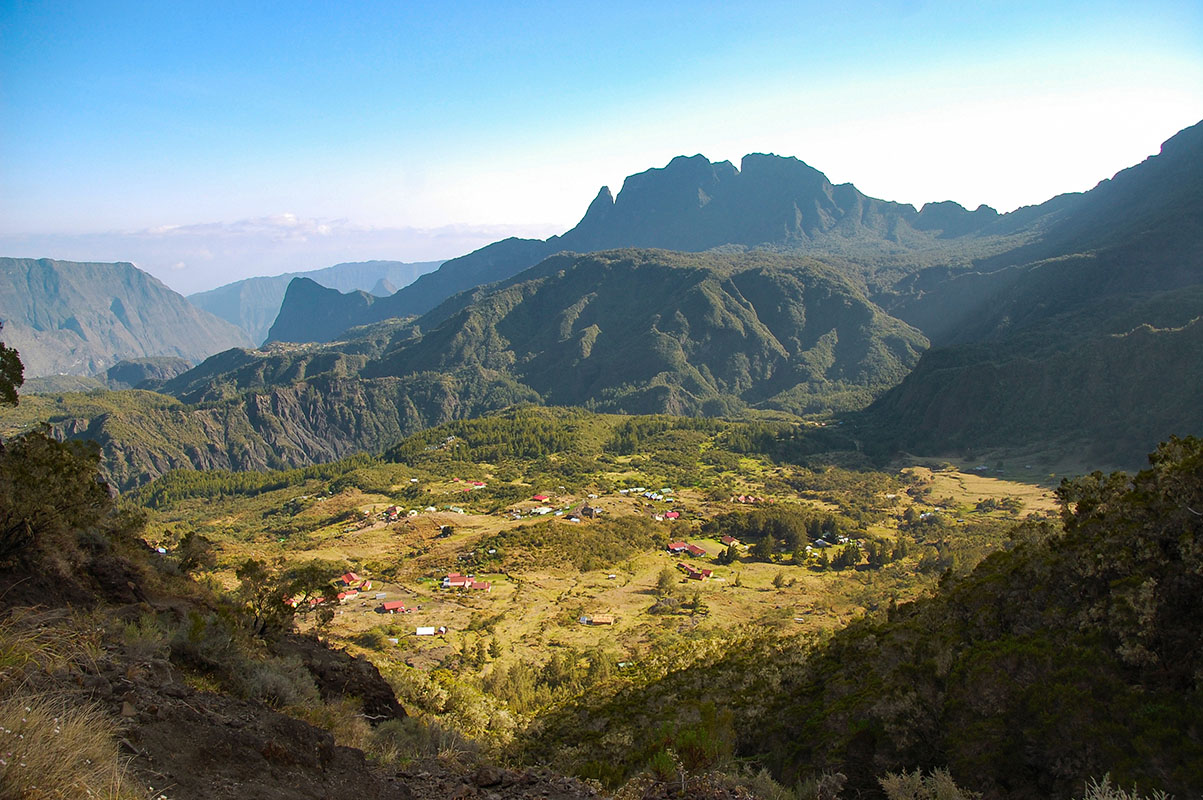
left=1, top=1, right=1201, bottom=292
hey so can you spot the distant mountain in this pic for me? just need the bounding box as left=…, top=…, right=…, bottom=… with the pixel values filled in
left=33, top=249, right=923, bottom=488
left=16, top=120, right=1203, bottom=479
left=189, top=259, right=441, bottom=344
left=862, top=119, right=1203, bottom=466
left=105, top=356, right=193, bottom=389
left=364, top=249, right=928, bottom=416
left=0, top=258, right=252, bottom=378
left=267, top=154, right=1008, bottom=344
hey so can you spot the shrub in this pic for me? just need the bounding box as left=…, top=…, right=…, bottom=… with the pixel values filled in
left=240, top=655, right=320, bottom=708
left=879, top=768, right=981, bottom=799
left=1076, top=775, right=1170, bottom=800
left=120, top=613, right=168, bottom=663
left=368, top=716, right=479, bottom=765
left=287, top=695, right=370, bottom=751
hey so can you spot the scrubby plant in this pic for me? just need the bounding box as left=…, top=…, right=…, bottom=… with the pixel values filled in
left=241, top=655, right=321, bottom=708
left=286, top=695, right=371, bottom=751
left=878, top=768, right=981, bottom=799
left=1076, top=775, right=1170, bottom=800
left=116, top=613, right=165, bottom=663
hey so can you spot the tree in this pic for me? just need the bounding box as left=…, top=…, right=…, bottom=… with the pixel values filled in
left=175, top=530, right=216, bottom=575
left=283, top=560, right=341, bottom=633
left=752, top=532, right=776, bottom=562
left=718, top=544, right=738, bottom=565
left=656, top=566, right=677, bottom=597
left=772, top=571, right=786, bottom=589
left=0, top=426, right=112, bottom=563
left=235, top=559, right=290, bottom=636
left=831, top=543, right=861, bottom=570
left=0, top=323, right=23, bottom=407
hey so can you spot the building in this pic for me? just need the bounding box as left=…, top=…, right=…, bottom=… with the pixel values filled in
left=443, top=573, right=470, bottom=589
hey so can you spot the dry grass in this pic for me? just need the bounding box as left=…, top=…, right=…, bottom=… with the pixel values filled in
left=0, top=610, right=147, bottom=800
left=0, top=694, right=146, bottom=800
left=285, top=695, right=371, bottom=751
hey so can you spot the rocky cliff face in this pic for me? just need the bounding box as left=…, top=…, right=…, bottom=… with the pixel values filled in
left=0, top=258, right=252, bottom=377
left=50, top=371, right=539, bottom=489
left=267, top=151, right=1007, bottom=345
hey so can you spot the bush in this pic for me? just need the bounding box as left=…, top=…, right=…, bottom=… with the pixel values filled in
left=879, top=768, right=981, bottom=799
left=0, top=428, right=113, bottom=564
left=1076, top=775, right=1170, bottom=800
left=286, top=695, right=370, bottom=751
left=240, top=655, right=321, bottom=708
left=367, top=716, right=479, bottom=765
left=120, top=613, right=168, bottom=663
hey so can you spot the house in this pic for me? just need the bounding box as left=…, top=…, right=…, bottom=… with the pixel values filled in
left=685, top=543, right=706, bottom=557
left=443, top=573, right=471, bottom=589
left=590, top=614, right=615, bottom=625
left=678, top=561, right=712, bottom=581
left=338, top=572, right=361, bottom=587
left=664, top=511, right=680, bottom=520
left=380, top=600, right=407, bottom=614
left=532, top=494, right=550, bottom=502
left=667, top=542, right=689, bottom=553
left=466, top=580, right=491, bottom=591
left=336, top=590, right=359, bottom=603
left=721, top=535, right=740, bottom=546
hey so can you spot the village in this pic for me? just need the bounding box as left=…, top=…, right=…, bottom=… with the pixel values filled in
left=147, top=434, right=1059, bottom=696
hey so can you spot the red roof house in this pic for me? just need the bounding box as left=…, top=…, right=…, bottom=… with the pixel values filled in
left=380, top=600, right=407, bottom=613
left=443, top=573, right=470, bottom=589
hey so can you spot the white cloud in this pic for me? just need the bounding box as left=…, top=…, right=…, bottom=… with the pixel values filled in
left=0, top=216, right=563, bottom=295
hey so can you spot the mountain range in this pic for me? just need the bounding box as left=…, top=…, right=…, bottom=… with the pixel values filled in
left=0, top=258, right=252, bottom=378
left=188, top=258, right=443, bottom=344
left=3, top=119, right=1201, bottom=484
left=266, top=152, right=1011, bottom=344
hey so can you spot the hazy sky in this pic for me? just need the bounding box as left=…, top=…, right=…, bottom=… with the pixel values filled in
left=2, top=1, right=1201, bottom=294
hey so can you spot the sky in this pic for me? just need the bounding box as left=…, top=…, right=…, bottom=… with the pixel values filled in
left=1, top=1, right=1201, bottom=295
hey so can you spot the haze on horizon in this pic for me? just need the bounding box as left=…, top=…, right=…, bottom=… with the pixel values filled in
left=2, top=0, right=1200, bottom=295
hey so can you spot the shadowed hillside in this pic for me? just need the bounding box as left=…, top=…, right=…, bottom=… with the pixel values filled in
left=0, top=258, right=252, bottom=377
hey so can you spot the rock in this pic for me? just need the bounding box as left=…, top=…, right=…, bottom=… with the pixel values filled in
left=473, top=764, right=503, bottom=787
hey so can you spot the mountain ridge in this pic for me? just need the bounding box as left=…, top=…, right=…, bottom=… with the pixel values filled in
left=189, top=258, right=442, bottom=344
left=0, top=257, right=252, bottom=378
left=266, top=152, right=1014, bottom=344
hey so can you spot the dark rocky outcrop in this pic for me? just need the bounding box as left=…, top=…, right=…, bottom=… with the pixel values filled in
left=269, top=634, right=406, bottom=724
